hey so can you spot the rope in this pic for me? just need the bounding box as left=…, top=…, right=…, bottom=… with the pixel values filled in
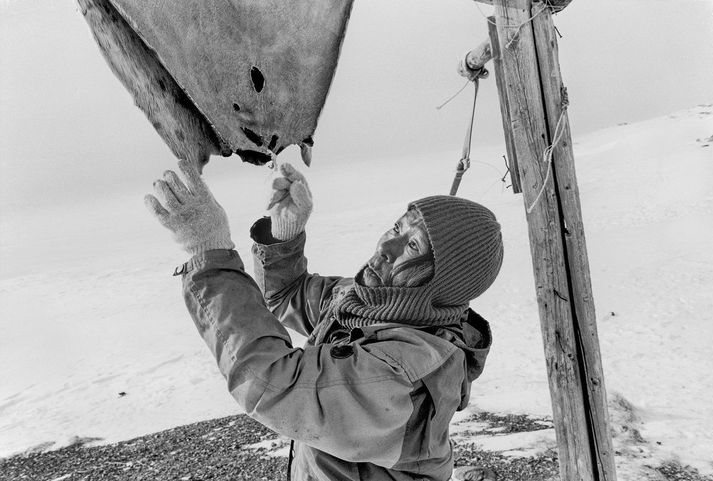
left=525, top=92, right=570, bottom=214
left=473, top=1, right=556, bottom=50
left=437, top=51, right=490, bottom=111
left=436, top=79, right=471, bottom=111
left=449, top=77, right=481, bottom=196
left=458, top=57, right=489, bottom=82
left=443, top=1, right=563, bottom=197
left=505, top=3, right=548, bottom=49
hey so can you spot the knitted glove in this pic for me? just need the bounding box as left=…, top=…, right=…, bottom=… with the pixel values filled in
left=267, top=162, right=313, bottom=241
left=145, top=159, right=235, bottom=256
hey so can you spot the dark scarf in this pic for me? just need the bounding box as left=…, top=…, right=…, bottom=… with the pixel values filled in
left=329, top=195, right=504, bottom=331
left=329, top=266, right=468, bottom=329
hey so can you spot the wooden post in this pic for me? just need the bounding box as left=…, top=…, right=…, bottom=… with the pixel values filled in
left=487, top=22, right=522, bottom=193
left=475, top=0, right=574, bottom=8
left=531, top=7, right=617, bottom=480
left=487, top=1, right=617, bottom=480
left=460, top=38, right=522, bottom=192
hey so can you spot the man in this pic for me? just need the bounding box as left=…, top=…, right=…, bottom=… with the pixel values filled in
left=146, top=160, right=504, bottom=480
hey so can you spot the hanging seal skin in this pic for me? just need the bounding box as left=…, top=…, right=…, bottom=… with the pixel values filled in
left=80, top=0, right=353, bottom=168
left=145, top=160, right=504, bottom=480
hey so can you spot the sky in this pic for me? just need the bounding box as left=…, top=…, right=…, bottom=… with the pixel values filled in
left=1, top=0, right=712, bottom=215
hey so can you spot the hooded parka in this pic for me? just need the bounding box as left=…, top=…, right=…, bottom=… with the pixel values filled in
left=179, top=217, right=492, bottom=480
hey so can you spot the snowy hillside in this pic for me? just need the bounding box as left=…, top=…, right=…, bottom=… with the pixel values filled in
left=1, top=106, right=711, bottom=478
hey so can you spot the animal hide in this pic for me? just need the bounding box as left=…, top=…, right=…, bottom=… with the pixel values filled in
left=80, top=0, right=354, bottom=167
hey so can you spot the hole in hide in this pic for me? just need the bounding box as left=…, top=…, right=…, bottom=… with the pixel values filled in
left=241, top=127, right=264, bottom=147
left=236, top=149, right=272, bottom=166
left=233, top=102, right=240, bottom=111
left=250, top=66, right=265, bottom=93
left=158, top=79, right=166, bottom=91
left=268, top=134, right=279, bottom=151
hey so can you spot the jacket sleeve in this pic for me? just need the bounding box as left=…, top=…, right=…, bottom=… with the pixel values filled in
left=180, top=249, right=415, bottom=467
left=250, top=217, right=349, bottom=337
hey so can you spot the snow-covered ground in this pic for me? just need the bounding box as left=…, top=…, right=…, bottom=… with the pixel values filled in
left=1, top=106, right=711, bottom=478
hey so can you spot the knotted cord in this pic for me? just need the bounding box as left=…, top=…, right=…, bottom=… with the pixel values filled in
left=448, top=63, right=488, bottom=196
left=526, top=90, right=570, bottom=213
left=443, top=1, right=565, bottom=198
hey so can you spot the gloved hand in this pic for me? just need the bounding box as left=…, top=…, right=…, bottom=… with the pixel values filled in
left=145, top=159, right=235, bottom=255
left=267, top=162, right=313, bottom=241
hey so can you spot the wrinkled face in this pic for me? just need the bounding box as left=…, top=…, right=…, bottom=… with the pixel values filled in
left=360, top=209, right=435, bottom=288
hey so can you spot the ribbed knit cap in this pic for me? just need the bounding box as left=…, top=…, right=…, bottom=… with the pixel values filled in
left=332, top=195, right=504, bottom=329
left=409, top=195, right=504, bottom=306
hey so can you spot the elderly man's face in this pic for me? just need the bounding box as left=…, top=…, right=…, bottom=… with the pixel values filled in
left=361, top=209, right=434, bottom=288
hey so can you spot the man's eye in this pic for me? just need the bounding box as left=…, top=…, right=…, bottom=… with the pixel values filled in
left=393, top=223, right=400, bottom=233
left=408, top=240, right=418, bottom=251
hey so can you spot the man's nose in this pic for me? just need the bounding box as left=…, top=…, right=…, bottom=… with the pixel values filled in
left=378, top=236, right=407, bottom=263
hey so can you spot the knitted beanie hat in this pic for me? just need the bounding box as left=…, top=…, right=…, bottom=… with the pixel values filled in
left=332, top=195, right=504, bottom=328
left=410, top=195, right=504, bottom=305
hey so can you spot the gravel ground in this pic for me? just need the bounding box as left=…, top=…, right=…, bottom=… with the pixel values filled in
left=0, top=415, right=285, bottom=481
left=452, top=412, right=559, bottom=481
left=2, top=413, right=711, bottom=481
left=654, top=463, right=713, bottom=481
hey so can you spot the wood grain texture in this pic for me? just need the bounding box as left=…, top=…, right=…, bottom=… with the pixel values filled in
left=491, top=0, right=596, bottom=479
left=487, top=20, right=521, bottom=193
left=475, top=0, right=573, bottom=9
left=531, top=5, right=617, bottom=480
left=79, top=0, right=230, bottom=169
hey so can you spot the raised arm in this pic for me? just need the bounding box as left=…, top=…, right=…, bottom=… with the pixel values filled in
left=250, top=163, right=349, bottom=337
left=144, top=161, right=416, bottom=466
left=179, top=250, right=417, bottom=468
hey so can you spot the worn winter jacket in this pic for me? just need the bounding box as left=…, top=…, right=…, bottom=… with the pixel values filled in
left=179, top=219, right=491, bottom=480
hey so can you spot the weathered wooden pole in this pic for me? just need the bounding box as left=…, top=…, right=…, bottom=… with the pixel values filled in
left=481, top=1, right=618, bottom=479
left=458, top=39, right=522, bottom=193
